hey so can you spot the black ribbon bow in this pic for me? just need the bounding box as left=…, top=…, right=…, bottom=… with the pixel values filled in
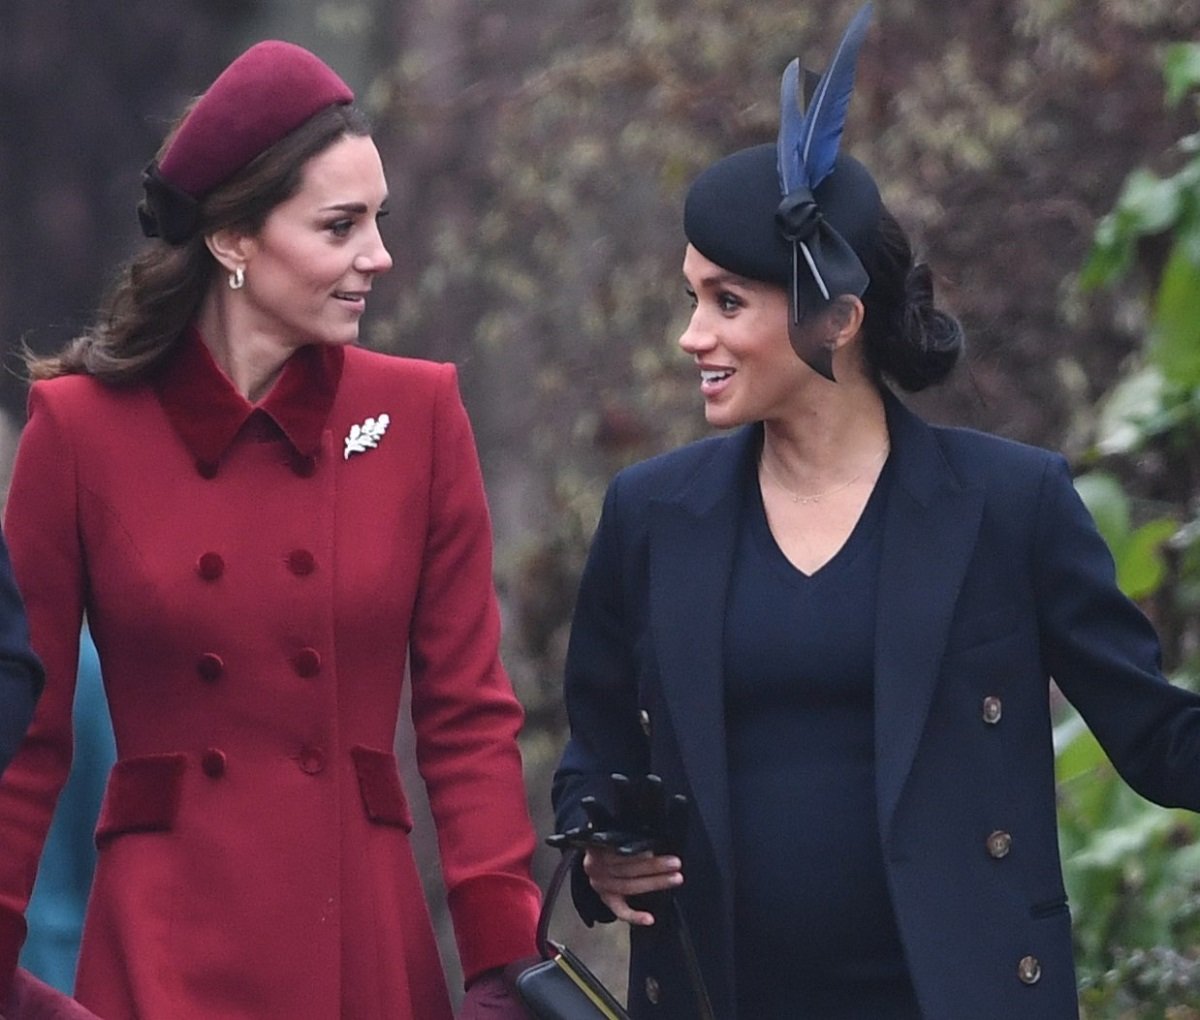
left=137, top=161, right=201, bottom=245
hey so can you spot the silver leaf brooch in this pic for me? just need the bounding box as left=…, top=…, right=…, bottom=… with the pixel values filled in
left=344, top=413, right=391, bottom=460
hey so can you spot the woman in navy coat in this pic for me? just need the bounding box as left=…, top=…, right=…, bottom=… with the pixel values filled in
left=552, top=8, right=1200, bottom=1018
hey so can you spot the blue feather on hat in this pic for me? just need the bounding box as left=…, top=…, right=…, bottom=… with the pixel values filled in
left=772, top=3, right=874, bottom=379
left=778, top=3, right=874, bottom=198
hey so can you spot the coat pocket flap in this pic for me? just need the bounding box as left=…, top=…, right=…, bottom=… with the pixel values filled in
left=95, top=753, right=187, bottom=847
left=351, top=745, right=413, bottom=831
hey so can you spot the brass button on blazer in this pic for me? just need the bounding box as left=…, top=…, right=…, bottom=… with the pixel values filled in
left=982, top=695, right=1003, bottom=724
left=1018, top=955, right=1042, bottom=985
left=986, top=830, right=1013, bottom=859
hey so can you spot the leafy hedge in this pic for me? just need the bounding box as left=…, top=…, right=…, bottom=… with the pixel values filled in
left=1063, top=42, right=1200, bottom=1019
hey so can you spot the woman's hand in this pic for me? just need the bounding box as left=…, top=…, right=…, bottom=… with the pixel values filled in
left=456, top=968, right=530, bottom=1019
left=584, top=846, right=683, bottom=926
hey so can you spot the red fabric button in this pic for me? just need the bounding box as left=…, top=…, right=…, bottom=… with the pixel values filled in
left=197, top=653, right=224, bottom=682
left=292, top=647, right=322, bottom=678
left=292, top=454, right=317, bottom=478
left=196, top=553, right=225, bottom=581
left=196, top=459, right=219, bottom=479
left=299, top=747, right=325, bottom=774
left=201, top=749, right=227, bottom=778
left=287, top=549, right=316, bottom=576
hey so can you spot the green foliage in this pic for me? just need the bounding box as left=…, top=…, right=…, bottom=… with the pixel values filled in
left=1164, top=42, right=1200, bottom=109
left=1155, top=242, right=1200, bottom=388
left=1063, top=39, right=1200, bottom=1019
left=1081, top=42, right=1200, bottom=396
left=1056, top=711, right=1200, bottom=1015
left=1074, top=472, right=1178, bottom=598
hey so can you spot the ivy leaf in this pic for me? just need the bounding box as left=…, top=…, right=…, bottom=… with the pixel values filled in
left=1163, top=42, right=1200, bottom=108
left=1068, top=806, right=1177, bottom=870
left=1150, top=239, right=1200, bottom=389
left=1079, top=216, right=1131, bottom=290
left=1120, top=518, right=1180, bottom=600
left=1074, top=472, right=1131, bottom=549
left=1093, top=366, right=1165, bottom=455
left=1117, top=169, right=1182, bottom=235
left=1080, top=171, right=1183, bottom=289
left=1054, top=711, right=1103, bottom=783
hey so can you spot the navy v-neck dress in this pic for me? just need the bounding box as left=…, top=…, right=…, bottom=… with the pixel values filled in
left=723, top=456, right=922, bottom=1018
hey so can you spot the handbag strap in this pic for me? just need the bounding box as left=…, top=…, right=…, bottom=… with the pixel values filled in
left=539, top=848, right=716, bottom=1020
left=536, top=848, right=577, bottom=958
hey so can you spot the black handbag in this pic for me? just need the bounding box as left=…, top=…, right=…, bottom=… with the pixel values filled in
left=514, top=847, right=631, bottom=1019
left=514, top=847, right=715, bottom=1020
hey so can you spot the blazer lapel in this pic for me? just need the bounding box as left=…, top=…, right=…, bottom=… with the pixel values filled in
left=647, top=426, right=757, bottom=892
left=874, top=396, right=984, bottom=839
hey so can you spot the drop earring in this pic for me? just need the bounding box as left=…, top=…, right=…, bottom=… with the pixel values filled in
left=228, top=265, right=245, bottom=290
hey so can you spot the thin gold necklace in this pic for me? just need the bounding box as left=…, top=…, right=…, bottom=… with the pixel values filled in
left=759, top=441, right=890, bottom=505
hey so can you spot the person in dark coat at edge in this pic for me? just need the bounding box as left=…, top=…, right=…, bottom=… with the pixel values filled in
left=551, top=5, right=1200, bottom=1018
left=0, top=514, right=93, bottom=1020
left=0, top=533, right=40, bottom=782
left=0, top=40, right=538, bottom=1020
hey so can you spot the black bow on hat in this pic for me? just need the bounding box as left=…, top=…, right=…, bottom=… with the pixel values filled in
left=137, top=162, right=201, bottom=245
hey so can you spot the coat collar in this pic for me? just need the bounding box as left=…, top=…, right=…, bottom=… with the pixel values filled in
left=155, top=326, right=344, bottom=466
left=662, top=390, right=952, bottom=517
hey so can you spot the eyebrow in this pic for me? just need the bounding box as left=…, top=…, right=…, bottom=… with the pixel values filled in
left=318, top=199, right=390, bottom=213
left=687, top=270, right=755, bottom=290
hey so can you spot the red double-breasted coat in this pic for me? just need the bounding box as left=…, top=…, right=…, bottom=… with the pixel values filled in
left=0, top=330, right=540, bottom=1018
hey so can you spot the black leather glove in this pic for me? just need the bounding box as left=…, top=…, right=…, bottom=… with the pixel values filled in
left=549, top=773, right=688, bottom=856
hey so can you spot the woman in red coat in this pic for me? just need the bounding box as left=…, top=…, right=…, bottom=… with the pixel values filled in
left=0, top=40, right=539, bottom=1019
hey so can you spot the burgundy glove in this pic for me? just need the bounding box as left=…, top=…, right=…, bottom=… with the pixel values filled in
left=457, top=968, right=531, bottom=1019
left=4, top=969, right=101, bottom=1020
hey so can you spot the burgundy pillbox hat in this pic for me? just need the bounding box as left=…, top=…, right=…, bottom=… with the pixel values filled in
left=139, top=40, right=354, bottom=244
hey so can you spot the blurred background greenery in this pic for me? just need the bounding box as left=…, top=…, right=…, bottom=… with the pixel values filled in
left=1, top=1, right=1197, bottom=1013
left=1059, top=37, right=1200, bottom=1018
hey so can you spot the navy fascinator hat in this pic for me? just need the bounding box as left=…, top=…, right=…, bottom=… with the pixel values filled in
left=683, top=4, right=879, bottom=380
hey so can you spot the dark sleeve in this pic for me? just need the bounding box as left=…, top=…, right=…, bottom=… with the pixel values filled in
left=552, top=474, right=649, bottom=924
left=1034, top=454, right=1200, bottom=808
left=0, top=530, right=44, bottom=778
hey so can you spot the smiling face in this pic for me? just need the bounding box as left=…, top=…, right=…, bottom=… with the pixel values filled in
left=234, top=133, right=392, bottom=351
left=679, top=244, right=816, bottom=429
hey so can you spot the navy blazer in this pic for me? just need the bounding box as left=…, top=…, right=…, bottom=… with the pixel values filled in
left=0, top=531, right=42, bottom=778
left=553, top=394, right=1200, bottom=1019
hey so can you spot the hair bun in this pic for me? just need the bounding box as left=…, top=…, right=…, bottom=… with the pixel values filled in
left=905, top=262, right=934, bottom=307
left=889, top=261, right=963, bottom=391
